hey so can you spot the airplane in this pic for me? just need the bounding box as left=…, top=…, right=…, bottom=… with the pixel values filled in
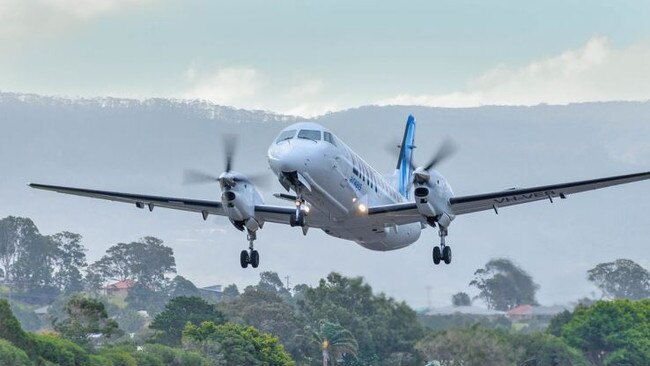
left=30, top=115, right=650, bottom=269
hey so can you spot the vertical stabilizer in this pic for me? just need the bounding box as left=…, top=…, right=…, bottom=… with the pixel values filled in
left=396, top=115, right=416, bottom=199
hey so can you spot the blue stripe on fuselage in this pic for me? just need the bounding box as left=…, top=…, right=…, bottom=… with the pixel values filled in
left=398, top=115, right=416, bottom=199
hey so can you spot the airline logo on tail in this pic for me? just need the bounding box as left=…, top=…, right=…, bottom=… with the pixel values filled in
left=396, top=115, right=416, bottom=199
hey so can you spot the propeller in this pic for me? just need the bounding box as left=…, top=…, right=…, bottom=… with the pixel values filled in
left=182, top=134, right=269, bottom=189
left=403, top=138, right=458, bottom=188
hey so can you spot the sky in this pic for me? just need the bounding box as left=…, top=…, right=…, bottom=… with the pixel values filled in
left=1, top=0, right=650, bottom=116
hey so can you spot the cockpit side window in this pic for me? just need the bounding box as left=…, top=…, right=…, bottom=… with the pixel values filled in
left=324, top=131, right=337, bottom=146
left=275, top=130, right=296, bottom=143
left=297, top=129, right=322, bottom=141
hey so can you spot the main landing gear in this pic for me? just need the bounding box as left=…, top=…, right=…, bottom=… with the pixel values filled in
left=432, top=227, right=452, bottom=265
left=240, top=230, right=259, bottom=268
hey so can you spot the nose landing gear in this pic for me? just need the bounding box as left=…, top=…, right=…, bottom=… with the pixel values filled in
left=240, top=230, right=260, bottom=268
left=432, top=227, right=452, bottom=265
left=289, top=199, right=307, bottom=227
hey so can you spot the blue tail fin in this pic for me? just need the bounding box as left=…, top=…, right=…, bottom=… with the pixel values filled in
left=396, top=115, right=416, bottom=199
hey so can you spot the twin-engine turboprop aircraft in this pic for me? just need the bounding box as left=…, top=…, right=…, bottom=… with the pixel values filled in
left=30, top=115, right=650, bottom=268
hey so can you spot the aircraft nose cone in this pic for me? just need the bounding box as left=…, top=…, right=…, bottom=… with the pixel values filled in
left=268, top=142, right=303, bottom=174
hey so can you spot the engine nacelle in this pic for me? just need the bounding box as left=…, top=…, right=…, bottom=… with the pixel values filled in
left=413, top=184, right=455, bottom=227
left=221, top=189, right=256, bottom=227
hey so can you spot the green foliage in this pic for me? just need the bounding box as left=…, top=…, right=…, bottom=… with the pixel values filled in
left=141, top=344, right=210, bottom=366
left=587, top=259, right=650, bottom=300
left=306, top=320, right=358, bottom=365
left=417, top=313, right=511, bottom=331
left=470, top=258, right=539, bottom=311
left=183, top=321, right=294, bottom=366
left=512, top=332, right=588, bottom=366
left=92, top=237, right=176, bottom=290
left=168, top=276, right=200, bottom=299
left=0, top=338, right=32, bottom=366
left=299, top=272, right=424, bottom=365
left=51, top=232, right=87, bottom=295
left=221, top=284, right=240, bottom=301
left=560, top=299, right=650, bottom=365
left=125, top=282, right=168, bottom=315
left=451, top=292, right=471, bottom=307
left=0, top=216, right=40, bottom=283
left=31, top=333, right=90, bottom=366
left=220, top=287, right=303, bottom=355
left=417, top=325, right=520, bottom=366
left=150, top=296, right=225, bottom=345
left=0, top=299, right=32, bottom=352
left=52, top=295, right=120, bottom=348
left=98, top=347, right=138, bottom=366
left=547, top=310, right=573, bottom=337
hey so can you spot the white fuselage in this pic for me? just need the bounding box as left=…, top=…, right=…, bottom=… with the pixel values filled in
left=267, top=122, right=452, bottom=251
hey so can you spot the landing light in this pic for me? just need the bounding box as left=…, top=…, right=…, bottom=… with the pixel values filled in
left=358, top=203, right=367, bottom=213
left=304, top=206, right=311, bottom=213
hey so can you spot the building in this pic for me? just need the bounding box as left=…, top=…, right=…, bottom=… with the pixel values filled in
left=103, top=279, right=135, bottom=297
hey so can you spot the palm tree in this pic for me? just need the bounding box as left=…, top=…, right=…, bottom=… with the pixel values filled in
left=307, top=320, right=358, bottom=366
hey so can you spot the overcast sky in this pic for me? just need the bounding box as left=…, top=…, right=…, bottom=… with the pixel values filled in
left=1, top=0, right=650, bottom=116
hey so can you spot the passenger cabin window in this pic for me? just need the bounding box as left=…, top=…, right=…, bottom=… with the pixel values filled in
left=275, top=130, right=296, bottom=143
left=298, top=129, right=321, bottom=141
left=324, top=132, right=337, bottom=146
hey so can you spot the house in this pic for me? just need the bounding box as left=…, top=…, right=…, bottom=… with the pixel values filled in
left=103, top=279, right=135, bottom=297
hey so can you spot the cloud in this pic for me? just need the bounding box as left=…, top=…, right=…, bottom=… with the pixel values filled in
left=183, top=66, right=264, bottom=107
left=182, top=67, right=339, bottom=117
left=377, top=37, right=650, bottom=107
left=0, top=0, right=154, bottom=40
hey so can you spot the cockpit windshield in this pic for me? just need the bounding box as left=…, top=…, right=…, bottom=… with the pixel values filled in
left=275, top=130, right=296, bottom=143
left=297, top=129, right=321, bottom=141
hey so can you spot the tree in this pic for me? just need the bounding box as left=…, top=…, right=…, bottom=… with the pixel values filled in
left=52, top=295, right=120, bottom=348
left=0, top=299, right=32, bottom=352
left=512, top=333, right=588, bottom=366
left=560, top=299, right=650, bottom=365
left=51, top=231, right=87, bottom=294
left=0, top=216, right=39, bottom=282
left=222, top=284, right=240, bottom=301
left=92, top=237, right=176, bottom=289
left=307, top=320, right=358, bottom=366
left=183, top=321, right=294, bottom=366
left=150, top=296, right=226, bottom=345
left=0, top=339, right=31, bottom=366
left=168, top=275, right=200, bottom=299
left=220, top=286, right=305, bottom=360
left=299, top=272, right=424, bottom=365
left=125, top=282, right=168, bottom=315
left=258, top=271, right=291, bottom=298
left=587, top=259, right=650, bottom=300
left=416, top=325, right=521, bottom=366
left=470, top=258, right=539, bottom=311
left=12, top=233, right=60, bottom=302
left=451, top=292, right=471, bottom=307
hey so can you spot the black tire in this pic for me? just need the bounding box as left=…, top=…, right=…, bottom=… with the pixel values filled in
left=240, top=250, right=250, bottom=268
left=289, top=214, right=297, bottom=227
left=432, top=246, right=441, bottom=265
left=442, top=246, right=452, bottom=264
left=250, top=250, right=260, bottom=268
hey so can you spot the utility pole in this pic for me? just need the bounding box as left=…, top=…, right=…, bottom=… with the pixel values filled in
left=285, top=275, right=291, bottom=292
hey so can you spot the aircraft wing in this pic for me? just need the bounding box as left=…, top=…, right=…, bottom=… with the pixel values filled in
left=367, top=202, right=423, bottom=226
left=28, top=183, right=314, bottom=226
left=449, top=171, right=650, bottom=215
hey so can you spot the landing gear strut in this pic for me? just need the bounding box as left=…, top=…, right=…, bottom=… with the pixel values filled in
left=240, top=230, right=259, bottom=269
left=432, top=227, right=452, bottom=265
left=290, top=199, right=307, bottom=227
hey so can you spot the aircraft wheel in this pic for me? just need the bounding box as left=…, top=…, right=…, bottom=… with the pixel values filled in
left=250, top=250, right=260, bottom=268
left=240, top=250, right=250, bottom=268
left=442, top=246, right=452, bottom=264
left=432, top=246, right=441, bottom=265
